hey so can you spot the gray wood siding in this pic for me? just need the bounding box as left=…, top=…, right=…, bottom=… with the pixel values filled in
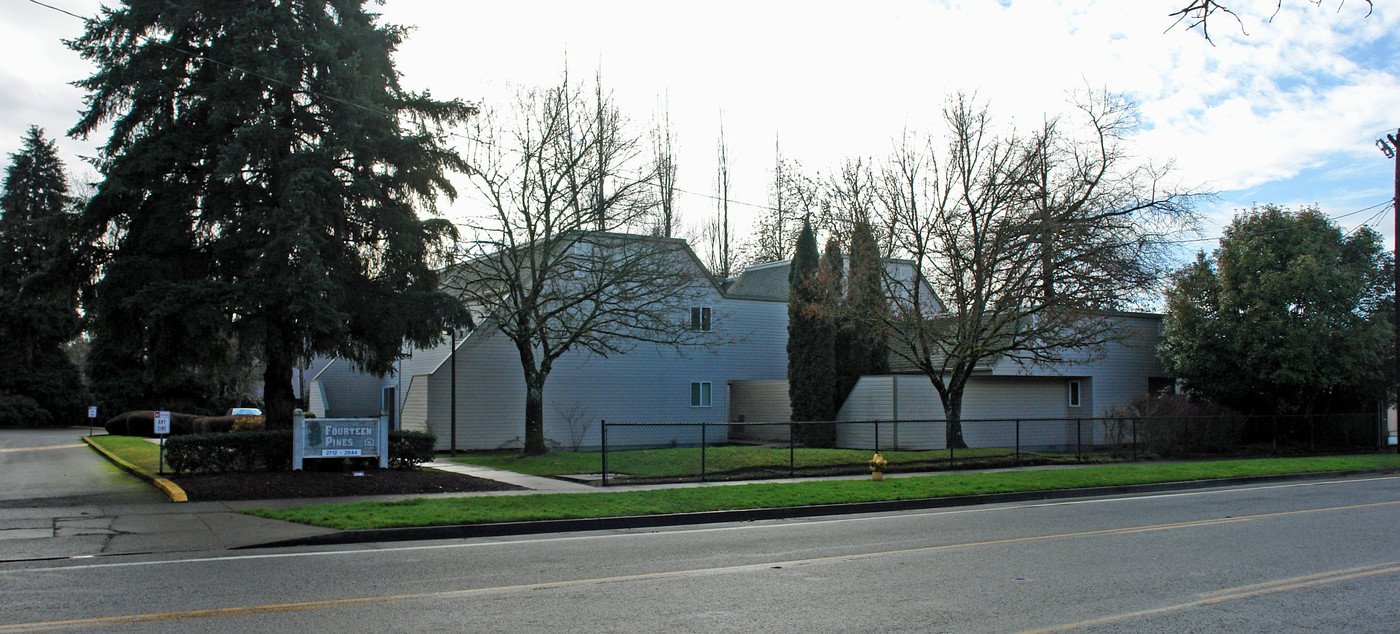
left=406, top=279, right=792, bottom=451
left=309, top=360, right=383, bottom=418
left=988, top=314, right=1165, bottom=416
left=836, top=375, right=1083, bottom=450
left=307, top=381, right=327, bottom=418
left=729, top=380, right=792, bottom=442
left=400, top=375, right=429, bottom=433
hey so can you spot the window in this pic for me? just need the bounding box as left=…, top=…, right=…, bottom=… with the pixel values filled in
left=690, top=306, right=712, bottom=331
left=691, top=381, right=712, bottom=408
left=1067, top=380, right=1081, bottom=408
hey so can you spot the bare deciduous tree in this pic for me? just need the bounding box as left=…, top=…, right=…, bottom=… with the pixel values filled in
left=822, top=157, right=888, bottom=256
left=702, top=115, right=736, bottom=278
left=648, top=98, right=679, bottom=238
left=744, top=146, right=821, bottom=265
left=1168, top=0, right=1371, bottom=43
left=874, top=91, right=1197, bottom=448
left=450, top=75, right=711, bottom=455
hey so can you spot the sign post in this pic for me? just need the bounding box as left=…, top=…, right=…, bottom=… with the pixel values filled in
left=154, top=410, right=171, bottom=474
left=87, top=406, right=97, bottom=436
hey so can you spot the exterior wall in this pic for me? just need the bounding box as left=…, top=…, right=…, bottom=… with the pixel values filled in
left=409, top=291, right=789, bottom=451
left=307, top=381, right=327, bottom=418
left=836, top=374, right=1095, bottom=450
left=728, top=379, right=792, bottom=442
left=988, top=313, right=1166, bottom=417
left=399, top=375, right=430, bottom=433
left=309, top=359, right=383, bottom=418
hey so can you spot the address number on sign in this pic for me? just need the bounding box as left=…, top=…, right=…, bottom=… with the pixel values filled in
left=321, top=449, right=363, bottom=457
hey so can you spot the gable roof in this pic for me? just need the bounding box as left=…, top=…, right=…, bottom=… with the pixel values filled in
left=724, top=260, right=792, bottom=301
left=724, top=258, right=942, bottom=312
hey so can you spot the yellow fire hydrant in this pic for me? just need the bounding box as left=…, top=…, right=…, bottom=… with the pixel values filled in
left=869, top=453, right=888, bottom=481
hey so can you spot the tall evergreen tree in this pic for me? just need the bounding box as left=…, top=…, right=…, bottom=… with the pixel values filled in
left=69, top=1, right=473, bottom=426
left=0, top=127, right=85, bottom=425
left=840, top=220, right=888, bottom=402
left=820, top=237, right=849, bottom=419
left=787, top=218, right=835, bottom=445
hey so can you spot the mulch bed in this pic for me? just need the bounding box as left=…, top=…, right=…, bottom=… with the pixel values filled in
left=169, top=469, right=525, bottom=502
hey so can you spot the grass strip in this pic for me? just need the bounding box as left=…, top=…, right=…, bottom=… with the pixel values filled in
left=451, top=446, right=1054, bottom=478
left=245, top=454, right=1400, bottom=531
left=87, top=434, right=163, bottom=473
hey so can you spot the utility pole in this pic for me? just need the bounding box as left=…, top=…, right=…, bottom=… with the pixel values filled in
left=1377, top=130, right=1399, bottom=453
left=450, top=328, right=457, bottom=457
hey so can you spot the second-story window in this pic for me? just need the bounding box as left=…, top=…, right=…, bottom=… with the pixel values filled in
left=691, top=306, right=712, bottom=331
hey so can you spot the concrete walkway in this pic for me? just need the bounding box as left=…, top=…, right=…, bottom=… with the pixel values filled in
left=423, top=461, right=597, bottom=493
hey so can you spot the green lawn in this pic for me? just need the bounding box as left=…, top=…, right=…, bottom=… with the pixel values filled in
left=450, top=446, right=1076, bottom=480
left=246, top=453, right=1400, bottom=531
left=88, top=434, right=164, bottom=473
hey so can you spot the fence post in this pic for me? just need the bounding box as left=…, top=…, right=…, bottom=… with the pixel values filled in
left=874, top=420, right=879, bottom=453
left=1076, top=418, right=1082, bottom=462
left=1132, top=417, right=1138, bottom=462
left=600, top=419, right=608, bottom=487
left=789, top=422, right=795, bottom=479
left=701, top=420, right=707, bottom=482
left=1015, top=419, right=1021, bottom=466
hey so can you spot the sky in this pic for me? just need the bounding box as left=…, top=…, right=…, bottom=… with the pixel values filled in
left=3, top=0, right=1398, bottom=267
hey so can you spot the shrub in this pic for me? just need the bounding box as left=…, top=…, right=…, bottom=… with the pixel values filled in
left=389, top=430, right=436, bottom=470
left=1102, top=395, right=1244, bottom=458
left=165, top=429, right=437, bottom=473
left=0, top=393, right=51, bottom=427
left=165, top=431, right=293, bottom=474
left=105, top=410, right=203, bottom=437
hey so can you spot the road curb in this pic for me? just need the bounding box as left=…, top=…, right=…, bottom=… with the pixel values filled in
left=239, top=466, right=1398, bottom=549
left=82, top=436, right=188, bottom=503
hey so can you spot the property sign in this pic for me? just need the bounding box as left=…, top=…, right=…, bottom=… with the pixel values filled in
left=153, top=410, right=171, bottom=435
left=292, top=410, right=389, bottom=470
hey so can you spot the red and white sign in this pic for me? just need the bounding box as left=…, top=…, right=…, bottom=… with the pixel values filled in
left=154, top=411, right=171, bottom=435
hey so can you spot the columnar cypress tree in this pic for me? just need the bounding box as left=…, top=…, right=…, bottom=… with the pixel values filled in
left=787, top=218, right=835, bottom=446
left=69, top=1, right=473, bottom=426
left=820, top=238, right=850, bottom=420
left=0, top=127, right=85, bottom=425
left=845, top=220, right=889, bottom=382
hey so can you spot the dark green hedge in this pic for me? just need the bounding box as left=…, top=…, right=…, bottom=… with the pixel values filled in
left=388, top=430, right=436, bottom=470
left=165, top=431, right=293, bottom=474
left=165, top=430, right=437, bottom=474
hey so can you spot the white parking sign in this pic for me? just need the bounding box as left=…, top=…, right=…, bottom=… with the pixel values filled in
left=154, top=410, right=171, bottom=435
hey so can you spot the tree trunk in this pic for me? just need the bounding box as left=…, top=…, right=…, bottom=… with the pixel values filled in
left=942, top=384, right=970, bottom=450
left=262, top=343, right=296, bottom=430
left=524, top=378, right=547, bottom=455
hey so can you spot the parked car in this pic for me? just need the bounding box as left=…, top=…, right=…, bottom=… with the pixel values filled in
left=226, top=407, right=263, bottom=416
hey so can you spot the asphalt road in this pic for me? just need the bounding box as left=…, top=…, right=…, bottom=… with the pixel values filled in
left=0, top=427, right=160, bottom=508
left=2, top=473, right=1396, bottom=632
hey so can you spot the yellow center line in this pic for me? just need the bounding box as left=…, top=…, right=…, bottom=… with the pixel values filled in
left=0, top=444, right=85, bottom=453
left=2, top=499, right=1397, bottom=631
left=1019, top=562, right=1400, bottom=633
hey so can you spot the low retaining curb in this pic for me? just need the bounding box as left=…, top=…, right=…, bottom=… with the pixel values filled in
left=240, top=466, right=1397, bottom=549
left=82, top=436, right=188, bottom=503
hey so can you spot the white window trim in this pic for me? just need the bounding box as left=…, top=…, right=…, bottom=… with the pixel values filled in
left=691, top=381, right=712, bottom=408
left=1068, top=380, right=1082, bottom=408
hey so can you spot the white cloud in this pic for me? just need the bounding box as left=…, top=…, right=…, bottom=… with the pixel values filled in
left=2, top=0, right=1395, bottom=248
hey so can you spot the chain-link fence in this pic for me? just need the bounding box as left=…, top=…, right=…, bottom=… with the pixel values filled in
left=597, top=412, right=1382, bottom=486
